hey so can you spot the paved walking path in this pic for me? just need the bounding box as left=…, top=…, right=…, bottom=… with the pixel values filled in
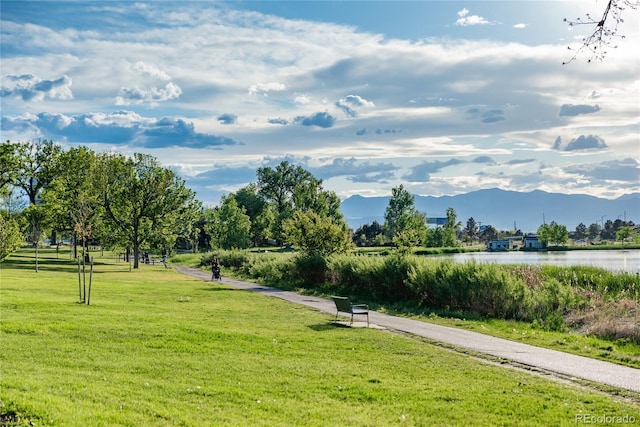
left=175, top=266, right=640, bottom=393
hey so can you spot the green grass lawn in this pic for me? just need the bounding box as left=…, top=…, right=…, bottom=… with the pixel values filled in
left=1, top=247, right=639, bottom=426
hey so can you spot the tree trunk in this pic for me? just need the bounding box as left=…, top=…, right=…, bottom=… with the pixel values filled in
left=133, top=238, right=139, bottom=269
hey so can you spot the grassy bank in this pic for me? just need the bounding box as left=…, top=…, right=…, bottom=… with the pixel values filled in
left=2, top=247, right=639, bottom=425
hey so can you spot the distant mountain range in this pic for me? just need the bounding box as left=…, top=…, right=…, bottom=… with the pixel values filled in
left=340, top=189, right=640, bottom=233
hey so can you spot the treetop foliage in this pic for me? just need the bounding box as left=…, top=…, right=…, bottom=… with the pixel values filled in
left=283, top=210, right=352, bottom=256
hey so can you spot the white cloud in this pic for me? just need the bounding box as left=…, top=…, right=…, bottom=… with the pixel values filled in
left=1, top=74, right=73, bottom=101
left=115, top=82, right=182, bottom=106
left=248, top=82, right=287, bottom=95
left=294, top=94, right=311, bottom=104
left=456, top=15, right=491, bottom=26
left=455, top=9, right=492, bottom=26
left=132, top=61, right=172, bottom=81
left=336, top=94, right=375, bottom=117
left=513, top=23, right=527, bottom=29
left=343, top=95, right=375, bottom=108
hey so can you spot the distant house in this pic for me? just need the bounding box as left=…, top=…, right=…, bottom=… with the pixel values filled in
left=487, top=239, right=511, bottom=251
left=523, top=234, right=542, bottom=250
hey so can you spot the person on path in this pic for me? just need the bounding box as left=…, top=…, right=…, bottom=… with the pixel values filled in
left=211, top=258, right=221, bottom=280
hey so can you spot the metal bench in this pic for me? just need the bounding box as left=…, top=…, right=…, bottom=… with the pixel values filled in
left=331, top=296, right=369, bottom=326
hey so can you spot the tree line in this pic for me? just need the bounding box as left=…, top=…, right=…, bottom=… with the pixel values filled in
left=2, top=140, right=636, bottom=266
left=1, top=141, right=198, bottom=268
left=353, top=186, right=637, bottom=249
left=0, top=141, right=471, bottom=263
left=0, top=141, right=355, bottom=264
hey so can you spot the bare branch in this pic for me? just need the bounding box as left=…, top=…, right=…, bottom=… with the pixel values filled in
left=563, top=0, right=638, bottom=64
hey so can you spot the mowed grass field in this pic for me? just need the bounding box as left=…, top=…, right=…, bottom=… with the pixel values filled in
left=1, top=248, right=638, bottom=426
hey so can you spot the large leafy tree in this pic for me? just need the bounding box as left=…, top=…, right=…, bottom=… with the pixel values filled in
left=424, top=226, right=445, bottom=248
left=205, top=195, right=251, bottom=250
left=5, top=140, right=61, bottom=268
left=0, top=141, right=19, bottom=196
left=42, top=146, right=99, bottom=257
left=13, top=140, right=63, bottom=205
left=292, top=180, right=344, bottom=222
left=550, top=223, right=570, bottom=246
left=150, top=196, right=202, bottom=256
left=537, top=222, right=569, bottom=247
left=442, top=207, right=461, bottom=247
left=384, top=185, right=418, bottom=241
left=574, top=223, right=588, bottom=240
left=178, top=208, right=209, bottom=253
left=95, top=152, right=197, bottom=268
left=394, top=210, right=427, bottom=253
left=353, top=221, right=384, bottom=247
left=601, top=219, right=616, bottom=240
left=257, top=161, right=320, bottom=243
left=0, top=212, right=23, bottom=261
left=282, top=210, right=351, bottom=256
left=464, top=217, right=479, bottom=243
left=616, top=226, right=634, bottom=245
left=588, top=223, right=601, bottom=240
left=479, top=225, right=498, bottom=243
left=234, top=183, right=272, bottom=246
left=425, top=209, right=462, bottom=248
left=23, top=204, right=51, bottom=271
left=253, top=161, right=350, bottom=254
left=537, top=224, right=551, bottom=247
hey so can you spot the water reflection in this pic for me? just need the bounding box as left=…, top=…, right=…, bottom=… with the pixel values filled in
left=430, top=250, right=640, bottom=273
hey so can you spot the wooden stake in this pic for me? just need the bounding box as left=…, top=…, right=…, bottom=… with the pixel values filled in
left=78, top=258, right=82, bottom=302
left=87, top=258, right=93, bottom=305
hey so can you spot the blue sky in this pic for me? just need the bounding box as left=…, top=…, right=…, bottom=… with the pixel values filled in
left=1, top=1, right=639, bottom=207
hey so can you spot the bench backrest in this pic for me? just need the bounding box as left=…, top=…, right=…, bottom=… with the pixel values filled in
left=332, top=296, right=353, bottom=313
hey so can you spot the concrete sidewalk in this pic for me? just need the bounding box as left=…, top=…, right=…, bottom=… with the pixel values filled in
left=175, top=266, right=640, bottom=393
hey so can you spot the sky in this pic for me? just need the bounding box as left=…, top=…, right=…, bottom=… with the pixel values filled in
left=1, top=1, right=639, bottom=208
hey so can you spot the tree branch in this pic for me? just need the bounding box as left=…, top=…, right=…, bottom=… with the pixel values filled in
left=563, top=0, right=637, bottom=64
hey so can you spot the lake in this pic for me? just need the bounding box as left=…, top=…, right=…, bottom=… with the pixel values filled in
left=430, top=249, right=640, bottom=273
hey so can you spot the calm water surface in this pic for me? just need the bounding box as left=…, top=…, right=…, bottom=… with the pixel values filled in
left=431, top=249, right=640, bottom=273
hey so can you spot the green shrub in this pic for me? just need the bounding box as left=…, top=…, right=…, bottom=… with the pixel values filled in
left=408, top=260, right=532, bottom=320
left=328, top=253, right=416, bottom=301
left=374, top=254, right=415, bottom=301
left=200, top=249, right=251, bottom=269
left=541, top=265, right=637, bottom=298
left=532, top=312, right=567, bottom=332
left=241, top=253, right=294, bottom=286
left=529, top=278, right=580, bottom=327
left=328, top=254, right=377, bottom=296
left=293, top=253, right=328, bottom=286
left=199, top=251, right=219, bottom=268
left=223, top=249, right=251, bottom=268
